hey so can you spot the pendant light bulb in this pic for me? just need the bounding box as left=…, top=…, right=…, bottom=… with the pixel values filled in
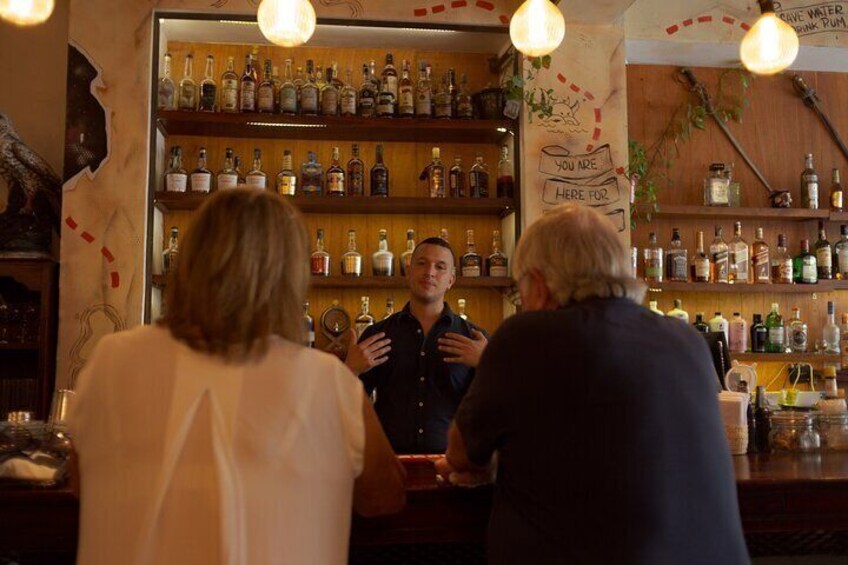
left=509, top=0, right=566, bottom=58
left=257, top=0, right=317, bottom=48
left=0, top=0, right=54, bottom=26
left=740, top=3, right=799, bottom=75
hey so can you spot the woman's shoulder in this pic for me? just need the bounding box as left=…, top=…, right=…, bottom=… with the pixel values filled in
left=266, top=338, right=355, bottom=379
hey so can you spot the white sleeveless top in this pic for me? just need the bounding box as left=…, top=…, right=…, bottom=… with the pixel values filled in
left=69, top=325, right=365, bottom=565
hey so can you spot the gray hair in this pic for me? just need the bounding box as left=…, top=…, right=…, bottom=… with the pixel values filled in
left=513, top=204, right=646, bottom=306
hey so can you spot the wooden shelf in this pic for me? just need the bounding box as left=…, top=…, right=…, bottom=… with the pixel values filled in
left=153, top=275, right=513, bottom=290
left=646, top=281, right=841, bottom=293
left=154, top=192, right=516, bottom=216
left=156, top=110, right=515, bottom=144
left=732, top=352, right=840, bottom=364
left=651, top=205, right=830, bottom=221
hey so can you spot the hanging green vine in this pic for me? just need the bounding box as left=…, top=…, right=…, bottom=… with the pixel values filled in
left=502, top=54, right=556, bottom=123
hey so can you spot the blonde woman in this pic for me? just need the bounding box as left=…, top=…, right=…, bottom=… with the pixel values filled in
left=69, top=189, right=405, bottom=565
left=438, top=203, right=748, bottom=565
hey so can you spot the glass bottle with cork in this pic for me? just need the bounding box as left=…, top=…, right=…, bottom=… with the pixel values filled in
left=198, top=54, right=217, bottom=112
left=219, top=56, right=239, bottom=113
left=497, top=145, right=514, bottom=198
left=801, top=153, right=819, bottom=209
left=178, top=53, right=197, bottom=111
left=372, top=229, right=394, bottom=276
left=704, top=163, right=730, bottom=207
left=691, top=230, right=710, bottom=283
left=311, top=229, right=330, bottom=276
left=643, top=232, right=663, bottom=285
left=370, top=144, right=389, bottom=196
left=771, top=234, right=793, bottom=284
left=326, top=147, right=345, bottom=196
left=752, top=227, right=770, bottom=284
left=157, top=52, right=176, bottom=111
left=666, top=228, right=688, bottom=282
left=216, top=148, right=238, bottom=190
left=276, top=150, right=297, bottom=196
left=342, top=230, right=363, bottom=276
left=190, top=147, right=212, bottom=193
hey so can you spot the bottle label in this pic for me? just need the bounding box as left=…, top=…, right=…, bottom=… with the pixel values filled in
left=695, top=259, right=710, bottom=280
left=462, top=263, right=481, bottom=277
left=645, top=257, right=661, bottom=279
left=833, top=191, right=843, bottom=210
left=158, top=83, right=175, bottom=110
left=729, top=324, right=746, bottom=353
left=768, top=327, right=784, bottom=345
left=376, top=93, right=394, bottom=116
left=348, top=170, right=364, bottom=194
left=301, top=88, right=318, bottom=113
left=804, top=178, right=819, bottom=208
left=817, top=247, right=832, bottom=268
left=457, top=98, right=473, bottom=118
left=732, top=247, right=749, bottom=281
left=240, top=83, right=256, bottom=111
left=245, top=175, right=266, bottom=190
left=429, top=167, right=445, bottom=198
left=190, top=173, right=211, bottom=193
left=258, top=86, right=275, bottom=111
left=791, top=325, right=808, bottom=351
left=321, top=91, right=338, bottom=115
left=802, top=263, right=817, bottom=281
left=355, top=321, right=373, bottom=339
left=435, top=93, right=452, bottom=118
left=343, top=255, right=362, bottom=275
left=708, top=179, right=729, bottom=205
left=217, top=173, right=238, bottom=190
left=307, top=331, right=315, bottom=346
left=489, top=261, right=508, bottom=277
left=416, top=88, right=431, bottom=116
left=311, top=256, right=329, bottom=275
left=753, top=249, right=770, bottom=282
left=386, top=76, right=398, bottom=99
left=371, top=171, right=388, bottom=196
left=839, top=247, right=848, bottom=274
left=165, top=173, right=187, bottom=192
left=327, top=172, right=345, bottom=194
left=373, top=256, right=393, bottom=276
left=179, top=84, right=195, bottom=110
left=221, top=80, right=239, bottom=111
left=399, top=87, right=414, bottom=114
left=277, top=175, right=297, bottom=196
left=671, top=254, right=687, bottom=281
left=280, top=87, right=297, bottom=113
left=469, top=171, right=489, bottom=198
left=359, top=96, right=375, bottom=117
left=713, top=251, right=729, bottom=281
left=341, top=91, right=357, bottom=115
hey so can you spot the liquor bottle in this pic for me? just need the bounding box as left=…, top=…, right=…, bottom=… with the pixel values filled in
left=346, top=144, right=365, bottom=196
left=234, top=156, right=246, bottom=187
left=400, top=229, right=415, bottom=276
left=794, top=239, right=817, bottom=284
left=381, top=53, right=399, bottom=112
left=216, top=148, right=238, bottom=190
left=220, top=56, right=239, bottom=113
left=728, top=221, right=749, bottom=284
left=293, top=66, right=305, bottom=103
left=824, top=301, right=841, bottom=354
left=765, top=303, right=785, bottom=353
left=434, top=73, right=453, bottom=119
left=279, top=59, right=297, bottom=115
left=383, top=298, right=395, bottom=320
left=271, top=65, right=282, bottom=113
left=163, top=227, right=179, bottom=274
left=497, top=145, right=515, bottom=199
left=831, top=168, right=843, bottom=212
left=457, top=299, right=469, bottom=321
left=710, top=226, right=729, bottom=284
left=157, top=52, right=176, bottom=110
left=771, top=234, right=793, bottom=284
left=189, top=147, right=212, bottom=193
left=461, top=229, right=482, bottom=277
left=691, top=230, right=710, bottom=283
left=376, top=76, right=396, bottom=118
left=239, top=53, right=256, bottom=112
left=648, top=301, right=664, bottom=316
left=314, top=64, right=325, bottom=90
left=355, top=296, right=375, bottom=338
left=708, top=312, right=729, bottom=343
left=666, top=299, right=689, bottom=323
left=368, top=59, right=380, bottom=90
left=310, top=228, right=330, bottom=276
left=446, top=68, right=458, bottom=113
left=487, top=230, right=509, bottom=277
left=754, top=386, right=771, bottom=452
left=398, top=59, right=415, bottom=117
left=326, top=147, right=345, bottom=196
left=198, top=55, right=217, bottom=112
left=300, top=60, right=319, bottom=116
left=801, top=153, right=819, bottom=209
left=358, top=63, right=377, bottom=118
left=250, top=47, right=260, bottom=83
left=703, top=163, right=729, bottom=206
left=456, top=72, right=474, bottom=119
left=320, top=67, right=339, bottom=117
left=341, top=229, right=363, bottom=276
left=788, top=307, right=808, bottom=352
left=301, top=151, right=323, bottom=195
left=693, top=313, right=710, bottom=333
left=164, top=146, right=187, bottom=192
left=328, top=62, right=342, bottom=89
left=415, top=62, right=432, bottom=118
left=449, top=157, right=465, bottom=198
left=643, top=232, right=663, bottom=285
left=340, top=68, right=357, bottom=117
left=469, top=153, right=490, bottom=198
left=841, top=313, right=848, bottom=367
left=370, top=144, right=389, bottom=197
left=427, top=147, right=446, bottom=198
left=304, top=302, right=315, bottom=348
left=178, top=53, right=197, bottom=111
left=815, top=221, right=833, bottom=280
left=439, top=228, right=449, bottom=242
left=750, top=314, right=767, bottom=353
left=245, top=148, right=267, bottom=190
left=665, top=228, right=688, bottom=282
left=372, top=229, right=394, bottom=276
left=752, top=227, right=770, bottom=284
left=276, top=150, right=297, bottom=196
left=835, top=225, right=848, bottom=279
left=728, top=312, right=748, bottom=354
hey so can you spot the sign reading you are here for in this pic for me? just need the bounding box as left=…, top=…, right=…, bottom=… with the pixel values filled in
left=538, top=144, right=621, bottom=208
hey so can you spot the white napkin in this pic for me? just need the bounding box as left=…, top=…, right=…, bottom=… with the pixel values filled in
left=718, top=391, right=748, bottom=427
left=0, top=454, right=62, bottom=481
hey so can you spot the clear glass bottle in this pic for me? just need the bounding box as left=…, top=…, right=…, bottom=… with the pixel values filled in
left=234, top=156, right=246, bottom=187
left=771, top=234, right=794, bottom=284
left=314, top=64, right=326, bottom=90
left=398, top=59, right=415, bottom=117
left=794, top=239, right=817, bottom=284
left=162, top=226, right=179, bottom=275
left=245, top=148, right=267, bottom=190
left=729, top=221, right=749, bottom=284
left=342, top=229, right=363, bottom=276
left=276, top=149, right=297, bottom=196
left=217, top=147, right=238, bottom=190
left=370, top=144, right=389, bottom=197
left=693, top=313, right=710, bottom=333
left=165, top=146, right=187, bottom=192
left=449, top=157, right=465, bottom=198
left=320, top=67, right=339, bottom=117
left=157, top=52, right=176, bottom=110
left=752, top=227, right=771, bottom=284
left=446, top=68, right=458, bottom=114
left=301, top=151, right=323, bottom=195
left=415, top=62, right=432, bottom=118
left=691, top=230, right=710, bottom=283
left=815, top=221, right=833, bottom=280
left=340, top=68, right=357, bottom=117
left=788, top=306, right=808, bottom=352
left=801, top=153, right=819, bottom=210
left=427, top=147, right=446, bottom=198
left=381, top=53, right=398, bottom=112
left=709, top=311, right=729, bottom=342
left=704, top=163, right=730, bottom=206
left=728, top=312, right=748, bottom=353
left=357, top=63, right=377, bottom=118
left=346, top=143, right=365, bottom=196
left=487, top=230, right=509, bottom=277
left=239, top=53, right=256, bottom=112
left=434, top=73, right=453, bottom=119
left=841, top=313, right=848, bottom=367
left=439, top=228, right=449, bottom=242
left=665, top=228, right=688, bottom=282
left=831, top=168, right=843, bottom=212
left=198, top=54, right=217, bottom=112
left=648, top=301, right=664, bottom=316
left=178, top=53, right=197, bottom=111
left=643, top=232, right=663, bottom=285
left=461, top=229, right=482, bottom=277
left=279, top=59, right=297, bottom=116
left=666, top=299, right=689, bottom=323
left=383, top=298, right=396, bottom=320
left=824, top=301, right=841, bottom=354
left=271, top=65, right=282, bottom=113
left=497, top=145, right=514, bottom=199
left=765, top=303, right=785, bottom=353
left=300, top=60, right=319, bottom=116
left=355, top=296, right=375, bottom=338
left=372, top=229, right=394, bottom=276
left=456, top=72, right=474, bottom=119
left=304, top=302, right=315, bottom=348
left=710, top=226, right=729, bottom=283
left=835, top=225, right=848, bottom=279
left=750, top=314, right=767, bottom=353
left=189, top=146, right=212, bottom=193
left=369, top=59, right=380, bottom=90
left=400, top=229, right=415, bottom=276
left=293, top=66, right=305, bottom=104
left=457, top=298, right=469, bottom=321
left=469, top=153, right=490, bottom=198
left=376, top=76, right=396, bottom=118
left=220, top=56, right=239, bottom=113
left=310, top=228, right=330, bottom=276
left=326, top=146, right=345, bottom=196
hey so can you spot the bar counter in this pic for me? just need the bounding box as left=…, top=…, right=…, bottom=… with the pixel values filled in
left=2, top=453, right=848, bottom=560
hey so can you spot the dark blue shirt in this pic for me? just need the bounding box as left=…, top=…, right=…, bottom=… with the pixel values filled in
left=358, top=302, right=485, bottom=454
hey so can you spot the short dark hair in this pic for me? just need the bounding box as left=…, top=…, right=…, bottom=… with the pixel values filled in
left=413, top=237, right=455, bottom=262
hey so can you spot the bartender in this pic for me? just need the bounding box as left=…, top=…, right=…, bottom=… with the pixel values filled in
left=345, top=237, right=488, bottom=453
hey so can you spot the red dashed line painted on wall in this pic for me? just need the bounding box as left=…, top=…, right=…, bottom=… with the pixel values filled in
left=451, top=0, right=467, bottom=7
left=683, top=18, right=694, bottom=27
left=65, top=217, right=78, bottom=230
left=100, top=247, right=115, bottom=263
left=698, top=15, right=712, bottom=23
left=741, top=22, right=751, bottom=30
left=666, top=13, right=750, bottom=35
left=412, top=1, right=507, bottom=23
left=64, top=215, right=121, bottom=288
left=110, top=273, right=120, bottom=288
left=554, top=74, right=604, bottom=153
left=476, top=0, right=495, bottom=10
left=414, top=8, right=428, bottom=16
left=432, top=4, right=446, bottom=14
left=499, top=14, right=509, bottom=24
left=666, top=24, right=680, bottom=34
left=616, top=167, right=625, bottom=176
left=80, top=231, right=95, bottom=243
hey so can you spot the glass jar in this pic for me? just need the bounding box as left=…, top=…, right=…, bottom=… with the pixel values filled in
left=768, top=411, right=821, bottom=452
left=817, top=412, right=848, bottom=451
left=704, top=163, right=730, bottom=207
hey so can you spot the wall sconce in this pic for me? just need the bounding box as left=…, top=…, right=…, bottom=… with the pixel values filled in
left=740, top=0, right=799, bottom=75
left=257, top=0, right=317, bottom=47
left=0, top=0, right=54, bottom=26
left=509, top=0, right=566, bottom=57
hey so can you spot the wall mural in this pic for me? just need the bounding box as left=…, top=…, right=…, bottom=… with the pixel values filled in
left=68, top=303, right=127, bottom=388
left=63, top=43, right=109, bottom=187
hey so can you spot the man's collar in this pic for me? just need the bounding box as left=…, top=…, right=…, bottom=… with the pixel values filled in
left=400, top=301, right=457, bottom=324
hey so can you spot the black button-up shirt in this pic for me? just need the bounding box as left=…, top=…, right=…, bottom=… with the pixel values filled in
left=358, top=302, right=486, bottom=454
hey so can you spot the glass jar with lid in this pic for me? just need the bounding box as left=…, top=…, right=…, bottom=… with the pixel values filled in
left=817, top=412, right=848, bottom=451
left=704, top=163, right=730, bottom=207
left=769, top=411, right=821, bottom=452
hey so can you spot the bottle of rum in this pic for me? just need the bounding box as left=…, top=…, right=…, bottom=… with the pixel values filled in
left=693, top=313, right=710, bottom=333
left=326, top=147, right=345, bottom=196
left=665, top=228, right=688, bottom=282
left=233, top=156, right=246, bottom=187
left=461, top=229, right=482, bottom=277
left=469, top=153, right=490, bottom=198
left=398, top=59, right=415, bottom=117
left=376, top=76, right=396, bottom=118
left=279, top=59, right=297, bottom=115
left=383, top=298, right=396, bottom=320
left=457, top=299, right=469, bottom=321
left=415, top=62, right=432, bottom=118
left=178, top=54, right=197, bottom=111
left=824, top=301, right=841, bottom=354
left=340, top=68, right=357, bottom=117
left=358, top=63, right=377, bottom=118
left=217, top=148, right=238, bottom=190
left=189, top=147, right=212, bottom=193
left=276, top=150, right=297, bottom=196
left=198, top=54, right=217, bottom=112
left=400, top=229, right=415, bottom=276
left=456, top=72, right=474, bottom=119
left=330, top=62, right=344, bottom=90
left=691, top=230, right=710, bottom=283
left=815, top=221, right=833, bottom=280
left=257, top=59, right=275, bottom=113
left=439, top=228, right=450, bottom=242
left=427, top=147, right=446, bottom=198
left=666, top=299, right=689, bottom=323
left=788, top=307, right=808, bottom=352
left=835, top=225, right=848, bottom=279
left=165, top=146, right=187, bottom=192
left=794, top=239, right=817, bottom=284
left=271, top=65, right=282, bottom=113
left=643, top=232, right=663, bottom=285
left=163, top=227, right=179, bottom=274
left=304, top=302, right=315, bottom=348
left=750, top=314, right=767, bottom=352
left=497, top=145, right=515, bottom=199
left=220, top=56, right=239, bottom=113
left=831, top=168, right=843, bottom=212
left=370, top=144, right=389, bottom=196
left=239, top=53, right=256, bottom=112
left=486, top=230, right=509, bottom=277
left=314, top=63, right=325, bottom=90
left=752, top=227, right=770, bottom=284
left=801, top=153, right=820, bottom=209
left=728, top=312, right=748, bottom=353
left=300, top=60, right=319, bottom=116
left=157, top=52, right=176, bottom=110
left=311, top=228, right=330, bottom=276
left=355, top=296, right=375, bottom=338
left=245, top=148, right=267, bottom=190
left=381, top=53, right=399, bottom=111
left=771, top=234, right=793, bottom=284
left=728, top=221, right=749, bottom=284
left=372, top=229, right=394, bottom=276
left=342, top=229, right=363, bottom=276
left=320, top=67, right=339, bottom=116
left=710, top=226, right=729, bottom=283
left=346, top=144, right=365, bottom=196
left=449, top=157, right=465, bottom=198
left=301, top=151, right=323, bottom=195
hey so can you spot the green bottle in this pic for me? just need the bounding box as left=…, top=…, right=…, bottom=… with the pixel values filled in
left=765, top=302, right=785, bottom=353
